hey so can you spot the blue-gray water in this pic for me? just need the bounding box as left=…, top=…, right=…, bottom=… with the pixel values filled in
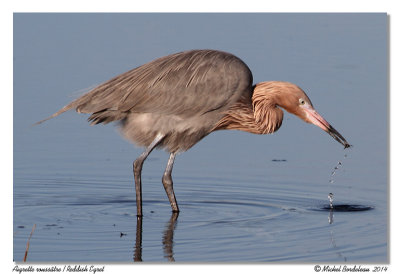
left=13, top=13, right=387, bottom=262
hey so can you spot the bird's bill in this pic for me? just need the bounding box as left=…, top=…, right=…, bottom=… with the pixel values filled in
left=303, top=107, right=351, bottom=149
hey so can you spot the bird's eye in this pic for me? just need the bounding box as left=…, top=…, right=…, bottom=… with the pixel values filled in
left=299, top=98, right=305, bottom=105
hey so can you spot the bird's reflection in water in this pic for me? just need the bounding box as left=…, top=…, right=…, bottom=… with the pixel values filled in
left=133, top=212, right=179, bottom=262
left=163, top=212, right=179, bottom=261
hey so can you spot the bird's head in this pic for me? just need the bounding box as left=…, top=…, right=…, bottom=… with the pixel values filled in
left=253, top=81, right=351, bottom=148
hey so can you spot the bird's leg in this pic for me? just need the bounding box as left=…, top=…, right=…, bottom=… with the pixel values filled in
left=162, top=152, right=179, bottom=213
left=133, top=133, right=164, bottom=216
left=133, top=215, right=143, bottom=261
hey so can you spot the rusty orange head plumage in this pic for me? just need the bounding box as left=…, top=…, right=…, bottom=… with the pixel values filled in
left=252, top=81, right=350, bottom=148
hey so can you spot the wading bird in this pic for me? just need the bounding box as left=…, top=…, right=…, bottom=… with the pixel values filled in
left=38, top=49, right=350, bottom=216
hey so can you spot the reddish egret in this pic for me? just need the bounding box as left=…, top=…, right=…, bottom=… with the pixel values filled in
left=38, top=49, right=350, bottom=216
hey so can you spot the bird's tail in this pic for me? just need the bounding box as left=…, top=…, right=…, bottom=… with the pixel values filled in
left=34, top=101, right=78, bottom=125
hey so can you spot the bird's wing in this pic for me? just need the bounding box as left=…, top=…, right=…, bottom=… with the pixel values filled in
left=72, top=50, right=253, bottom=121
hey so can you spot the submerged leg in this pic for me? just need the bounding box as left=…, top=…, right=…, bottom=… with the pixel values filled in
left=134, top=133, right=164, bottom=216
left=162, top=152, right=179, bottom=212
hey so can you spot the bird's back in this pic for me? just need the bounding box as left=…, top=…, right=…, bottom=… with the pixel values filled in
left=47, top=50, right=254, bottom=152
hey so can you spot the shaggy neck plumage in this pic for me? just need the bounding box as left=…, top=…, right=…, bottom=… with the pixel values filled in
left=213, top=83, right=284, bottom=134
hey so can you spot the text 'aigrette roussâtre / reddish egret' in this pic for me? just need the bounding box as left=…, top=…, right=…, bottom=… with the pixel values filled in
left=37, top=49, right=350, bottom=216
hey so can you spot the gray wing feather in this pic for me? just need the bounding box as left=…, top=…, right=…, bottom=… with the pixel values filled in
left=40, top=50, right=253, bottom=125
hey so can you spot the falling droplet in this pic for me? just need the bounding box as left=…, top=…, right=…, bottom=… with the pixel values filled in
left=329, top=155, right=347, bottom=184
left=328, top=193, right=334, bottom=209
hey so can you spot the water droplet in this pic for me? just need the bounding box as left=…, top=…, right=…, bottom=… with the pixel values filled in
left=329, top=153, right=348, bottom=184
left=328, top=193, right=334, bottom=209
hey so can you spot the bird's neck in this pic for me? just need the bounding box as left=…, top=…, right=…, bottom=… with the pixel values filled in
left=213, top=87, right=283, bottom=134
